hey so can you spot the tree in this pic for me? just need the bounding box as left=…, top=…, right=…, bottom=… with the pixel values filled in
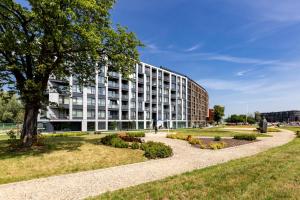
left=0, top=92, right=24, bottom=123
left=255, top=111, right=261, bottom=122
left=0, top=0, right=143, bottom=146
left=213, top=105, right=225, bottom=124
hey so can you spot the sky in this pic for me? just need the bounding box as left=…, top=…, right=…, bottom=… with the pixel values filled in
left=17, top=0, right=300, bottom=116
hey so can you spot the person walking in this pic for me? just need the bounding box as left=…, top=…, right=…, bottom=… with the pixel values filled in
left=154, top=126, right=158, bottom=134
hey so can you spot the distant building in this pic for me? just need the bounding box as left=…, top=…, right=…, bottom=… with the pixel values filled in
left=261, top=110, right=300, bottom=123
left=208, top=109, right=214, bottom=123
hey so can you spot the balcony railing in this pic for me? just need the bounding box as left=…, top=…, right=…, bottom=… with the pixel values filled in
left=108, top=104, right=119, bottom=109
left=108, top=93, right=119, bottom=98
left=108, top=115, right=119, bottom=120
left=108, top=82, right=119, bottom=88
left=122, top=85, right=129, bottom=90
left=138, top=78, right=144, bottom=83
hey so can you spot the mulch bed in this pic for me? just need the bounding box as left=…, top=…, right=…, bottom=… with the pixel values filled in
left=193, top=138, right=258, bottom=149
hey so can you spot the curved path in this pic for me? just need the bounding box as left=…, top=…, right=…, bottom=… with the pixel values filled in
left=0, top=130, right=295, bottom=200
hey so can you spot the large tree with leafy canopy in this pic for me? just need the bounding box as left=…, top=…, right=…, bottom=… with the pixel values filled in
left=0, top=0, right=143, bottom=147
left=213, top=105, right=225, bottom=124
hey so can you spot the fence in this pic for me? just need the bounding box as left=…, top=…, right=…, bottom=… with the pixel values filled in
left=0, top=123, right=18, bottom=130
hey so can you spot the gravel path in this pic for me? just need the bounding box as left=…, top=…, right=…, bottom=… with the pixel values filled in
left=0, top=129, right=295, bottom=200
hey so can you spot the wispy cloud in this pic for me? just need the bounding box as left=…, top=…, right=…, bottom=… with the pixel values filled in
left=185, top=43, right=202, bottom=52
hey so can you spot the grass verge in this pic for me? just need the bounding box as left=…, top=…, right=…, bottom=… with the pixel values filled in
left=0, top=134, right=146, bottom=185
left=92, top=138, right=300, bottom=200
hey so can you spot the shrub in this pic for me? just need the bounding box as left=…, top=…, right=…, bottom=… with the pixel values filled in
left=6, top=129, right=20, bottom=148
left=210, top=142, right=226, bottom=150
left=234, top=134, right=257, bottom=141
left=141, top=141, right=173, bottom=159
left=94, top=131, right=102, bottom=134
left=214, top=136, right=221, bottom=141
left=110, top=138, right=129, bottom=148
left=166, top=133, right=188, bottom=141
left=267, top=128, right=280, bottom=132
left=131, top=142, right=140, bottom=149
left=119, top=135, right=143, bottom=143
left=186, top=135, right=192, bottom=141
left=127, top=132, right=145, bottom=137
left=188, top=138, right=202, bottom=145
left=100, top=134, right=118, bottom=146
left=296, top=131, right=300, bottom=138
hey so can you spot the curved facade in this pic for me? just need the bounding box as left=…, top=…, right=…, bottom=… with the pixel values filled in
left=38, top=62, right=209, bottom=131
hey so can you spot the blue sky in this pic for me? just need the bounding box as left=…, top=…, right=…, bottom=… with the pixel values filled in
left=17, top=0, right=300, bottom=116
left=111, top=0, right=300, bottom=116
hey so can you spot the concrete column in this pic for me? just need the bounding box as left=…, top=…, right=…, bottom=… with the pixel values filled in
left=82, top=87, right=87, bottom=131
left=95, top=70, right=99, bottom=131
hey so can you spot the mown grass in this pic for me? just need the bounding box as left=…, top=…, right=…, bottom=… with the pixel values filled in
left=282, top=126, right=300, bottom=133
left=92, top=138, right=300, bottom=200
left=0, top=134, right=146, bottom=185
left=170, top=128, right=270, bottom=137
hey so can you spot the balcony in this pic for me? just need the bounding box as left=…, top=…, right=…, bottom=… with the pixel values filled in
left=121, top=105, right=129, bottom=110
left=138, top=87, right=144, bottom=93
left=122, top=85, right=129, bottom=90
left=108, top=115, right=119, bottom=120
left=108, top=82, right=119, bottom=88
left=138, top=78, right=144, bottom=83
left=122, top=95, right=129, bottom=100
left=108, top=71, right=119, bottom=78
left=108, top=93, right=119, bottom=99
left=171, top=94, right=177, bottom=99
left=108, top=104, right=119, bottom=109
left=122, top=115, right=129, bottom=120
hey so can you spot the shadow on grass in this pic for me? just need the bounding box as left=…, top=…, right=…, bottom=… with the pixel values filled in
left=0, top=136, right=102, bottom=160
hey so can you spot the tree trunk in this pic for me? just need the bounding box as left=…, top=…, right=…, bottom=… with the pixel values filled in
left=21, top=104, right=39, bottom=147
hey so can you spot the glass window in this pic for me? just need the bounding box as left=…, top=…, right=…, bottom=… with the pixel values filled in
left=87, top=97, right=95, bottom=105
left=72, top=97, right=83, bottom=105
left=98, top=110, right=106, bottom=119
left=72, top=109, right=83, bottom=118
left=72, top=85, right=82, bottom=93
left=99, top=87, right=105, bottom=95
left=98, top=76, right=105, bottom=84
left=98, top=99, right=105, bottom=106
left=87, top=86, right=95, bottom=94
left=87, top=110, right=95, bottom=118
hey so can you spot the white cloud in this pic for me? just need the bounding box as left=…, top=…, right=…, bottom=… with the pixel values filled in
left=185, top=44, right=202, bottom=52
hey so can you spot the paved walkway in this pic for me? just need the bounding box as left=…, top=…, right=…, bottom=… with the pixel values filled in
left=0, top=130, right=295, bottom=200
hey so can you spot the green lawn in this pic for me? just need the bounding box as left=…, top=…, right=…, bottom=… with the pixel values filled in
left=92, top=137, right=300, bottom=200
left=170, top=128, right=271, bottom=137
left=282, top=126, right=300, bottom=133
left=0, top=134, right=146, bottom=185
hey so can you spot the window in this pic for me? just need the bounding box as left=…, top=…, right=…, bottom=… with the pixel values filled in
left=164, top=97, right=168, bottom=103
left=131, top=111, right=136, bottom=118
left=72, top=85, right=82, bottom=93
left=131, top=101, right=136, bottom=108
left=159, top=96, right=162, bottom=102
left=98, top=76, right=105, bottom=84
left=132, top=92, right=136, bottom=98
left=164, top=89, right=168, bottom=95
left=87, top=110, right=95, bottom=118
left=146, top=76, right=150, bottom=82
left=87, top=86, right=95, bottom=94
left=98, top=110, right=106, bottom=119
left=59, top=96, right=69, bottom=104
left=146, top=85, right=150, bottom=92
left=159, top=88, right=162, bottom=94
left=138, top=102, right=143, bottom=108
left=146, top=112, right=150, bottom=119
left=98, top=99, right=105, bottom=106
left=87, top=97, right=95, bottom=106
left=99, top=87, right=105, bottom=95
left=72, top=97, right=83, bottom=105
left=72, top=109, right=83, bottom=118
left=147, top=94, right=150, bottom=101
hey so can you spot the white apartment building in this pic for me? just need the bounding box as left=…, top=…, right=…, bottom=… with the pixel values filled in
left=38, top=62, right=208, bottom=132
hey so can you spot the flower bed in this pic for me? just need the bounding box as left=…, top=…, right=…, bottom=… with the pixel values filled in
left=100, top=133, right=172, bottom=159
